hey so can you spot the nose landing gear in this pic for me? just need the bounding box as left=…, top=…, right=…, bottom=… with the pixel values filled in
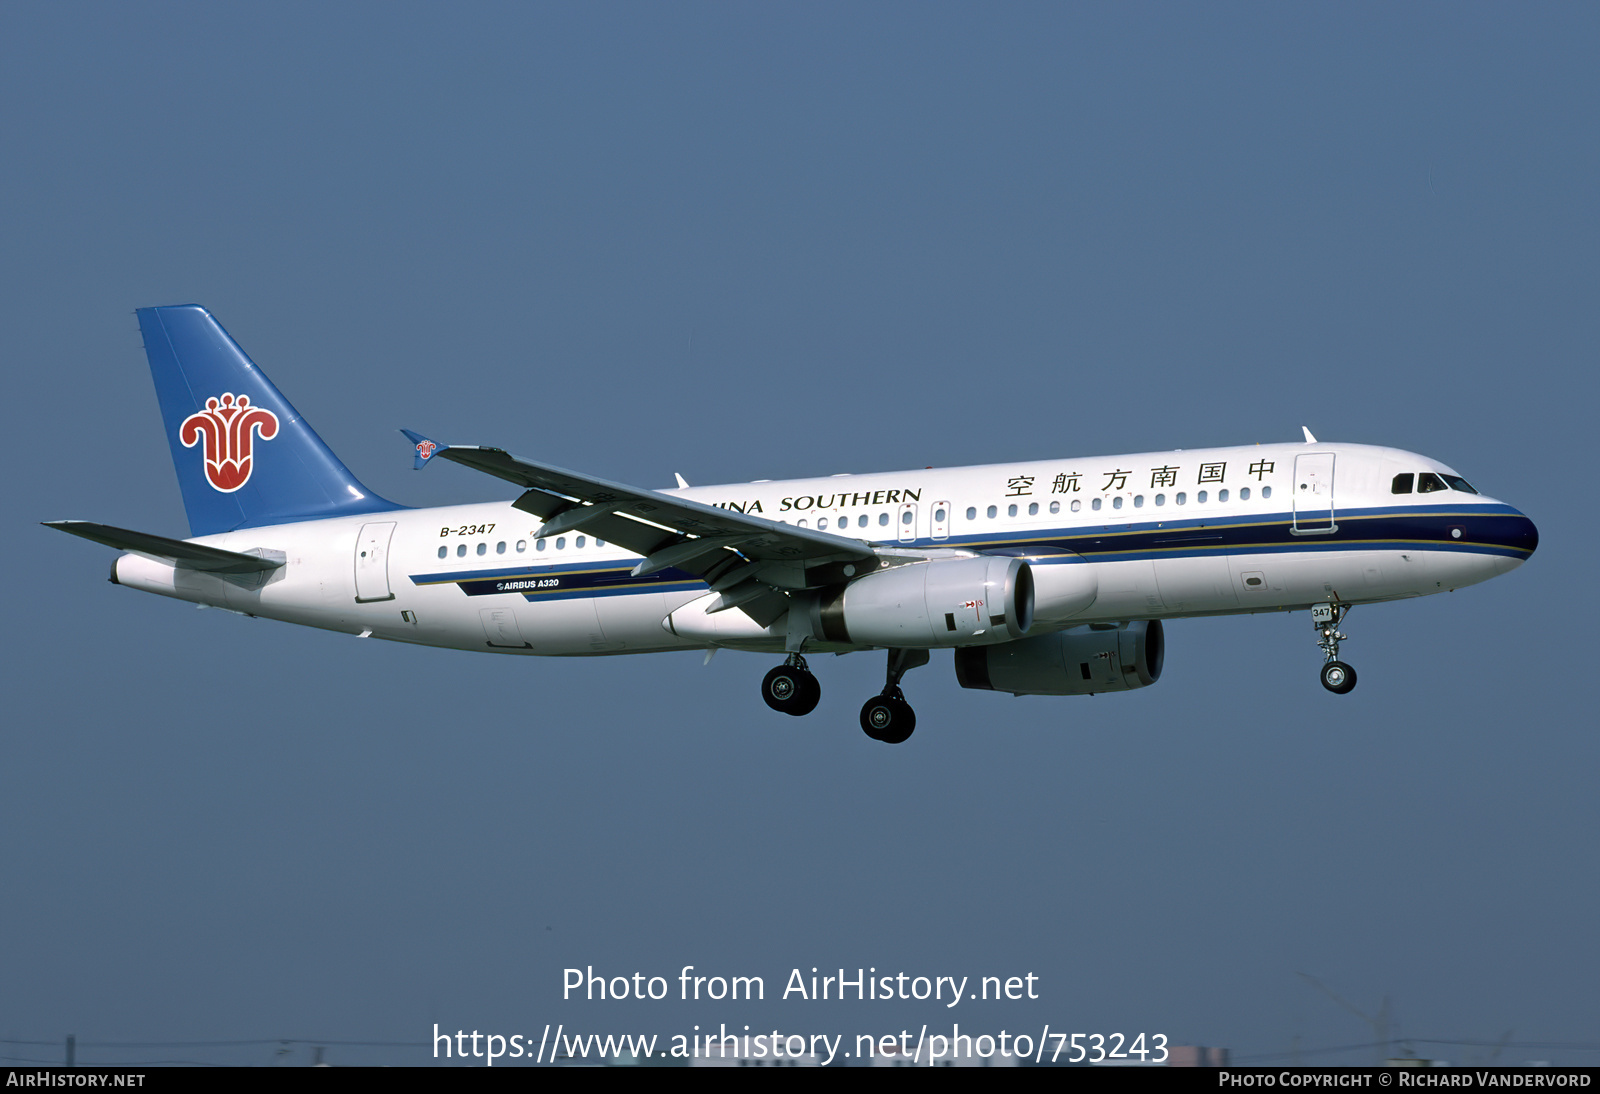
left=1313, top=603, right=1358, bottom=694
left=761, top=653, right=821, bottom=716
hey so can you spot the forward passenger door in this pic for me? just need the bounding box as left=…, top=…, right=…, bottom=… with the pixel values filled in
left=1291, top=454, right=1337, bottom=535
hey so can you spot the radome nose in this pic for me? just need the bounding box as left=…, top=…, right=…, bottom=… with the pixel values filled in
left=1509, top=509, right=1539, bottom=558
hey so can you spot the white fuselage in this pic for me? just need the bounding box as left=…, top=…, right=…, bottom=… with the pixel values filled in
left=110, top=442, right=1535, bottom=657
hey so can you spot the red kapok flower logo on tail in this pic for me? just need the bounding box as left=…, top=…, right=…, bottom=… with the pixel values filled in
left=180, top=393, right=280, bottom=492
left=415, top=439, right=438, bottom=461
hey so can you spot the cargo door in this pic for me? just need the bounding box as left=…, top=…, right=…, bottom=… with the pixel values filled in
left=480, top=607, right=531, bottom=649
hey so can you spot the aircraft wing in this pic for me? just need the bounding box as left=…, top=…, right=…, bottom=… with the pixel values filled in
left=43, top=521, right=285, bottom=574
left=402, top=433, right=876, bottom=613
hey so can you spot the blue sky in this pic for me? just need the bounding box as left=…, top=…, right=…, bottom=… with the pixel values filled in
left=3, top=2, right=1596, bottom=1066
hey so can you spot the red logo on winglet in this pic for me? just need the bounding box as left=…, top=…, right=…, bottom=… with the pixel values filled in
left=416, top=440, right=438, bottom=461
left=180, top=393, right=280, bottom=493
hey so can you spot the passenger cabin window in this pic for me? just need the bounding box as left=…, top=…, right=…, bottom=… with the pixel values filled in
left=1392, top=473, right=1415, bottom=494
left=966, top=507, right=977, bottom=520
left=986, top=505, right=997, bottom=519
left=1418, top=473, right=1448, bottom=493
left=1007, top=504, right=1018, bottom=517
left=878, top=513, right=889, bottom=526
left=456, top=544, right=467, bottom=558
left=437, top=546, right=447, bottom=559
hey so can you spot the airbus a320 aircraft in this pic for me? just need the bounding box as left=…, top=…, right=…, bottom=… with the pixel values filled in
left=49, top=306, right=1538, bottom=744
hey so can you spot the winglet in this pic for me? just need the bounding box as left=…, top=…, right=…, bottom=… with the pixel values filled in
left=1301, top=426, right=1318, bottom=444
left=401, top=429, right=450, bottom=470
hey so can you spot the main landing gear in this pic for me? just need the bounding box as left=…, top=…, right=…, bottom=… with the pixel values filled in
left=761, top=653, right=821, bottom=716
left=758, top=647, right=929, bottom=744
left=1312, top=603, right=1358, bottom=695
left=860, top=648, right=929, bottom=746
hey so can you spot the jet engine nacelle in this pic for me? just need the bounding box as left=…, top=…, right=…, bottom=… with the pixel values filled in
left=815, top=555, right=1034, bottom=649
left=953, top=620, right=1164, bottom=696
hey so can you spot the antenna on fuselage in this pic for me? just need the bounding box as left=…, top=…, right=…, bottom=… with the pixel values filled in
left=1302, top=426, right=1318, bottom=444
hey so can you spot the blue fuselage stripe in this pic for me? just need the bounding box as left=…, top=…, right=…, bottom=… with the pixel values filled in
left=407, top=504, right=1536, bottom=601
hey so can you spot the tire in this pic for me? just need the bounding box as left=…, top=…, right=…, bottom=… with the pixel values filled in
left=763, top=665, right=820, bottom=716
left=1320, top=660, right=1357, bottom=695
left=860, top=694, right=915, bottom=744
left=791, top=671, right=821, bottom=716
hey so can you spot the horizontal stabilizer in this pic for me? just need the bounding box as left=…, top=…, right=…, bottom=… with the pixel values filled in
left=43, top=521, right=285, bottom=575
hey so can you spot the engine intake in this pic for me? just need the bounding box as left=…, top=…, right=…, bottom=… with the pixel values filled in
left=814, top=556, right=1034, bottom=649
left=953, top=620, right=1164, bottom=696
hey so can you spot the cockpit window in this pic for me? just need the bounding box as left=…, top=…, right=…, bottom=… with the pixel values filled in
left=1391, top=473, right=1414, bottom=494
left=1440, top=474, right=1478, bottom=494
left=1417, top=472, right=1448, bottom=493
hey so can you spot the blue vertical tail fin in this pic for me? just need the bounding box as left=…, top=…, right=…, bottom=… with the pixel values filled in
left=137, top=305, right=401, bottom=537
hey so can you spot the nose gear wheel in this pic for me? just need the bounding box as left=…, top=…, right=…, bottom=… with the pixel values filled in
left=1312, top=603, right=1358, bottom=694
left=1320, top=660, right=1357, bottom=694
